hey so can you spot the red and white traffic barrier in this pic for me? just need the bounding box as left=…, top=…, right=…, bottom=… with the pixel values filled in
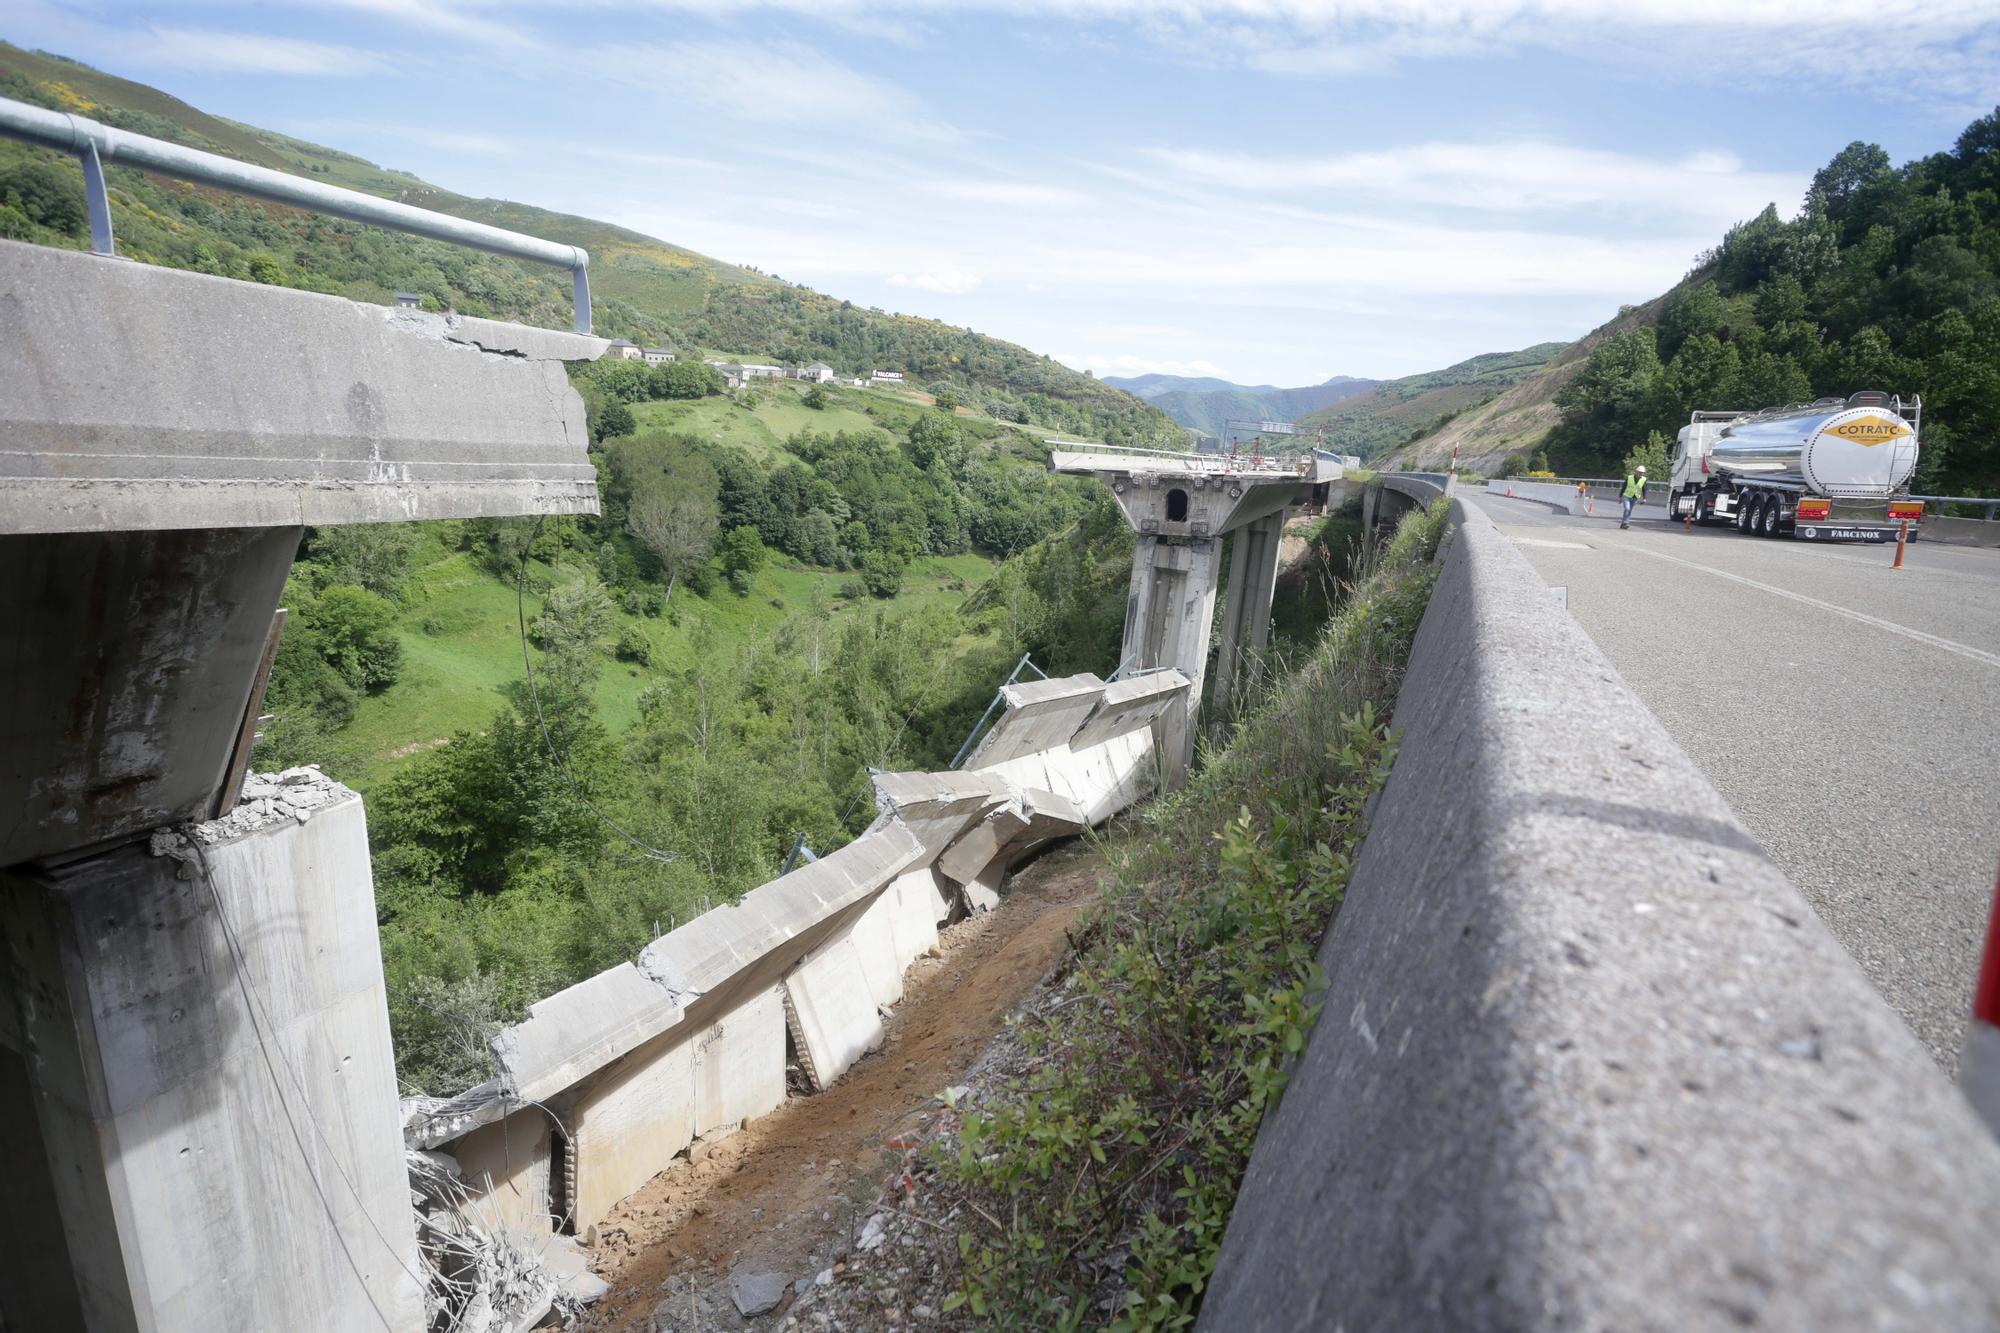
left=1963, top=857, right=2000, bottom=1138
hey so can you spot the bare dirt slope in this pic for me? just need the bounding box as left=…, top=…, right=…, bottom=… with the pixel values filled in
left=576, top=841, right=1108, bottom=1331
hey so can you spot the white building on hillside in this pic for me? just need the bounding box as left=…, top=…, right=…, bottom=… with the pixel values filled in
left=605, top=339, right=643, bottom=361
left=641, top=346, right=676, bottom=365
left=794, top=362, right=837, bottom=383
left=740, top=363, right=785, bottom=381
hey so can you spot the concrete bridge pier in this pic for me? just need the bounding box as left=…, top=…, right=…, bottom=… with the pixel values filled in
left=0, top=238, right=605, bottom=1331
left=1051, top=447, right=1340, bottom=782
left=1118, top=532, right=1223, bottom=780
left=1211, top=508, right=1287, bottom=707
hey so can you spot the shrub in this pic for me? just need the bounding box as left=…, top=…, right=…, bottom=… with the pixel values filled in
left=615, top=623, right=652, bottom=665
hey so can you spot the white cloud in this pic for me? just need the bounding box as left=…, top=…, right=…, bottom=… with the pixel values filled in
left=294, top=120, right=512, bottom=154
left=592, top=40, right=954, bottom=138
left=631, top=0, right=2000, bottom=104
left=134, top=27, right=389, bottom=75
left=317, top=0, right=535, bottom=49
left=1145, top=141, right=1807, bottom=226
left=923, top=179, right=1090, bottom=209
left=889, top=269, right=984, bottom=293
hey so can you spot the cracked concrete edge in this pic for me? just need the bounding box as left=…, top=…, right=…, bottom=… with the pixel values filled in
left=0, top=238, right=603, bottom=534
left=1199, top=495, right=2000, bottom=1332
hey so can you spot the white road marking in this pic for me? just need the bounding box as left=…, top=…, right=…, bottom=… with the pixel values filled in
left=1619, top=542, right=2000, bottom=669
left=1512, top=537, right=1592, bottom=550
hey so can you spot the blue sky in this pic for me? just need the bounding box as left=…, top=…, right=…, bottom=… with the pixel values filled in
left=9, top=2, right=1999, bottom=383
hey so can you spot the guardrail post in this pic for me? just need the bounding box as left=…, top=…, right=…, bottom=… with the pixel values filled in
left=78, top=141, right=113, bottom=256
left=571, top=260, right=592, bottom=335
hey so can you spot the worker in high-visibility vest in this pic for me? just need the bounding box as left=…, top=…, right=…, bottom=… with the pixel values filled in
left=1620, top=465, right=1647, bottom=529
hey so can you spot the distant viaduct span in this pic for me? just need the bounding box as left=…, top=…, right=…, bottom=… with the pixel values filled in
left=2, top=97, right=1998, bottom=1330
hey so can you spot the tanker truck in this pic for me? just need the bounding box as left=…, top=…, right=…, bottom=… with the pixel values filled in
left=1665, top=390, right=1924, bottom=542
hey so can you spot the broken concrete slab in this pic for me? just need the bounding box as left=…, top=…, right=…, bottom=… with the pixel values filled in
left=867, top=769, right=1016, bottom=862
left=984, top=728, right=1161, bottom=827
left=691, top=985, right=787, bottom=1140
left=963, top=673, right=1106, bottom=767
left=990, top=786, right=1089, bottom=867
left=638, top=823, right=924, bottom=1028
left=1068, top=670, right=1191, bottom=751
left=937, top=803, right=1032, bottom=887
left=569, top=1030, right=696, bottom=1230
left=883, top=866, right=949, bottom=951
left=493, top=962, right=685, bottom=1107
left=783, top=936, right=886, bottom=1091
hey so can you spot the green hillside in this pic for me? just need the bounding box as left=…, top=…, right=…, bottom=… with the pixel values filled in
left=0, top=42, right=1179, bottom=446
left=1296, top=343, right=1567, bottom=459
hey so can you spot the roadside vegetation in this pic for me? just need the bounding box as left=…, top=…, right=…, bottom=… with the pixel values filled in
left=929, top=501, right=1450, bottom=1330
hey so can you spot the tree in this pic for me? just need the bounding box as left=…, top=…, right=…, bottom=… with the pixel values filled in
left=661, top=360, right=723, bottom=399
left=628, top=459, right=721, bottom=603
left=309, top=523, right=421, bottom=600
left=594, top=400, right=636, bottom=443
left=0, top=160, right=86, bottom=235
left=537, top=575, right=616, bottom=696
left=803, top=383, right=829, bottom=410
left=859, top=550, right=906, bottom=597
left=1556, top=329, right=1662, bottom=424
left=1622, top=431, right=1671, bottom=480
left=312, top=585, right=404, bottom=692
left=933, top=386, right=960, bottom=412
left=718, top=526, right=767, bottom=594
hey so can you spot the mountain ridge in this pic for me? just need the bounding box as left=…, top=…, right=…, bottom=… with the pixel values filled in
left=1106, top=372, right=1380, bottom=436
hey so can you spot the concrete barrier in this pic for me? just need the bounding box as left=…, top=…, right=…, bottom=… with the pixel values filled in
left=1485, top=476, right=1585, bottom=512
left=1201, top=497, right=2000, bottom=1330
left=1922, top=514, right=2000, bottom=549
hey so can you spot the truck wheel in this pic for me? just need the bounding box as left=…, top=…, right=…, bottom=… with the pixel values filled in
left=1693, top=494, right=1713, bottom=526
left=1738, top=494, right=1758, bottom=533
left=1761, top=498, right=1783, bottom=537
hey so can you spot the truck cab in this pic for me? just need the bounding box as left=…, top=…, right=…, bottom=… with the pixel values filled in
left=1668, top=411, right=1746, bottom=523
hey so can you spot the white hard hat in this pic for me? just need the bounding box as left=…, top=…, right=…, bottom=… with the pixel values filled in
left=1636, top=465, right=1647, bottom=473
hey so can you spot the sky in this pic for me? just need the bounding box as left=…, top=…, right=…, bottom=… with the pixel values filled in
left=8, top=2, right=1999, bottom=385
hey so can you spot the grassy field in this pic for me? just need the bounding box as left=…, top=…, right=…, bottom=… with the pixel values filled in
left=336, top=523, right=997, bottom=790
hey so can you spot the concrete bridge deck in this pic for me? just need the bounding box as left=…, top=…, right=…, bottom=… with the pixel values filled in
left=1474, top=490, right=2000, bottom=1068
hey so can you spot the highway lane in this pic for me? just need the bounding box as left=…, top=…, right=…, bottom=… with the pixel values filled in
left=1468, top=490, right=2000, bottom=1070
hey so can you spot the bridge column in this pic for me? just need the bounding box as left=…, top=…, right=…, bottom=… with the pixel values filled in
left=0, top=791, right=424, bottom=1333
left=1120, top=534, right=1221, bottom=783
left=1212, top=509, right=1287, bottom=707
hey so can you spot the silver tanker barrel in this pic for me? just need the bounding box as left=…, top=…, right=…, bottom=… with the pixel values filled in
left=1712, top=393, right=1919, bottom=497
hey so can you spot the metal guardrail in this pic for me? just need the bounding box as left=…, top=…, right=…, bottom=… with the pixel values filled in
left=0, top=95, right=593, bottom=334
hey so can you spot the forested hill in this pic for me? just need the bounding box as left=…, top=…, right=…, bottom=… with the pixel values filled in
left=1396, top=107, right=2000, bottom=494
left=1293, top=343, right=1567, bottom=459
left=0, top=42, right=1179, bottom=446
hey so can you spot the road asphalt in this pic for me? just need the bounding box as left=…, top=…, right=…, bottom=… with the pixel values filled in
left=1468, top=490, right=2000, bottom=1071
